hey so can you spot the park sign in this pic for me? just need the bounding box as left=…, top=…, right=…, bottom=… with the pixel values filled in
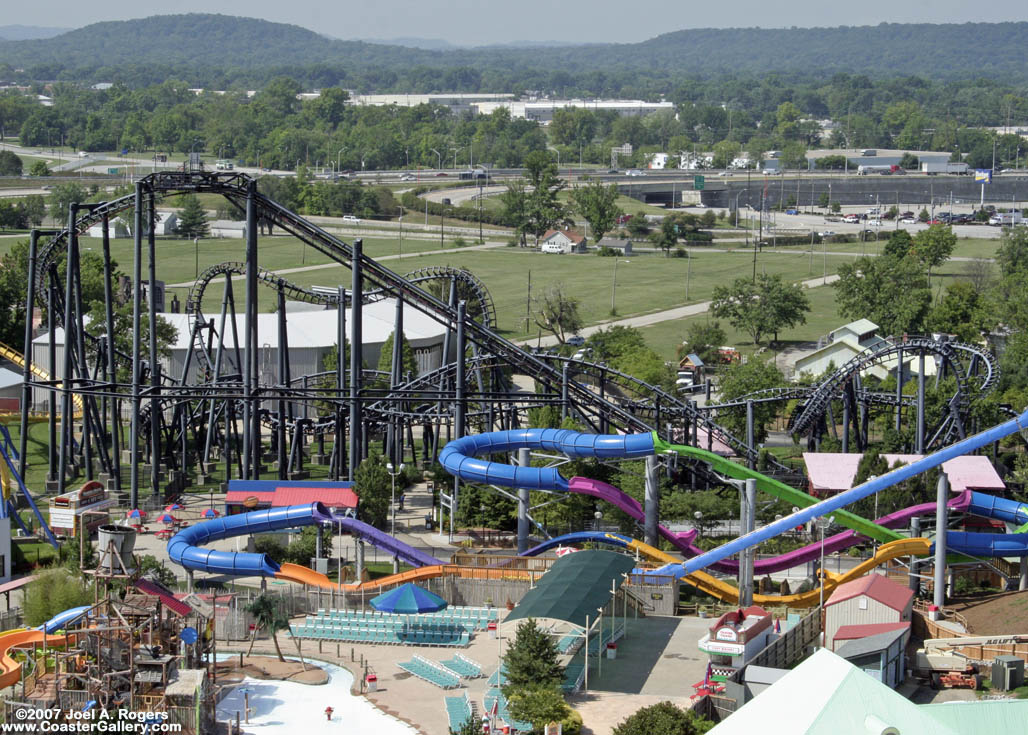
left=694, top=175, right=705, bottom=191
left=975, top=169, right=993, bottom=183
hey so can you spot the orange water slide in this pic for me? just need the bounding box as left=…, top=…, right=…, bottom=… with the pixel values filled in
left=275, top=562, right=543, bottom=592
left=0, top=629, right=70, bottom=690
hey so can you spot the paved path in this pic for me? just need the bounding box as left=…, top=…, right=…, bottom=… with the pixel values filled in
left=166, top=242, right=508, bottom=288
left=534, top=274, right=841, bottom=347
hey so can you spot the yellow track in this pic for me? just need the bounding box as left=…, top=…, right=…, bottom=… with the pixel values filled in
left=624, top=537, right=932, bottom=608
left=0, top=341, right=82, bottom=410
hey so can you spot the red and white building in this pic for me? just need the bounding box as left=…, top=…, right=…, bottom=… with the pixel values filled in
left=698, top=605, right=775, bottom=681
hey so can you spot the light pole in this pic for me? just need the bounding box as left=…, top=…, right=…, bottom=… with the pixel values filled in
left=450, top=147, right=461, bottom=169
left=548, top=146, right=561, bottom=168
left=386, top=462, right=405, bottom=538
left=817, top=514, right=835, bottom=646
left=398, top=206, right=404, bottom=259
left=337, top=147, right=347, bottom=175
left=430, top=148, right=442, bottom=170
left=194, top=237, right=199, bottom=279
left=610, top=255, right=619, bottom=315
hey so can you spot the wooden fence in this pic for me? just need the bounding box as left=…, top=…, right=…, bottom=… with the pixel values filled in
left=745, top=607, right=822, bottom=670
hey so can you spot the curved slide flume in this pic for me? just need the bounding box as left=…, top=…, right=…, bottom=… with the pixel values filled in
left=168, top=502, right=443, bottom=580
left=523, top=529, right=932, bottom=607
left=0, top=605, right=92, bottom=689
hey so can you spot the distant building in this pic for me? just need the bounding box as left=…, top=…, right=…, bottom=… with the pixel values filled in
left=540, top=229, right=587, bottom=254
left=793, top=319, right=886, bottom=380
left=595, top=237, right=632, bottom=255
left=207, top=220, right=247, bottom=239
left=824, top=574, right=913, bottom=650
left=472, top=98, right=674, bottom=123
left=153, top=210, right=180, bottom=236
left=86, top=221, right=130, bottom=239
left=0, top=367, right=21, bottom=412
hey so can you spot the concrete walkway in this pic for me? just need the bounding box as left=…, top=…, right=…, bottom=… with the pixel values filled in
left=534, top=274, right=841, bottom=347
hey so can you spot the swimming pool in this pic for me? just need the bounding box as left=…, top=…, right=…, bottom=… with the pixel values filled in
left=216, top=655, right=418, bottom=734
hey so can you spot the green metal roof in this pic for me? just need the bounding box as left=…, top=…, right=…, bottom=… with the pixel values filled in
left=504, top=549, right=636, bottom=630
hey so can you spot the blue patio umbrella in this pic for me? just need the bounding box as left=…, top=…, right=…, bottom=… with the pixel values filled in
left=370, top=582, right=448, bottom=615
left=202, top=508, right=220, bottom=519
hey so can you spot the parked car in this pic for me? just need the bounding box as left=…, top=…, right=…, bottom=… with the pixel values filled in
left=785, top=208, right=799, bottom=215
left=843, top=214, right=860, bottom=223
left=567, top=335, right=586, bottom=346
left=616, top=214, right=634, bottom=225
left=899, top=217, right=918, bottom=224
left=867, top=219, right=882, bottom=227
left=817, top=230, right=836, bottom=237
left=342, top=215, right=360, bottom=224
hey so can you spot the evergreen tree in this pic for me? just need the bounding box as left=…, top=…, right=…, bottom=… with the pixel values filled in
left=502, top=618, right=564, bottom=692
left=353, top=452, right=392, bottom=529
left=175, top=193, right=210, bottom=238
left=375, top=330, right=418, bottom=383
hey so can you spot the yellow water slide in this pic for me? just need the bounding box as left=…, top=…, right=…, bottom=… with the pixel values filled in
left=624, top=537, right=931, bottom=608
left=275, top=561, right=543, bottom=592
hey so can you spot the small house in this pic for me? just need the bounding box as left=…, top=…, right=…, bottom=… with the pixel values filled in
left=153, top=210, right=180, bottom=236
left=86, top=220, right=130, bottom=239
left=0, top=367, right=21, bottom=412
left=596, top=237, right=632, bottom=255
left=824, top=574, right=913, bottom=649
left=540, top=228, right=586, bottom=254
left=833, top=622, right=911, bottom=688
left=208, top=220, right=247, bottom=239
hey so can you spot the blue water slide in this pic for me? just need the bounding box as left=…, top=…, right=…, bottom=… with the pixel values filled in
left=682, top=408, right=1028, bottom=574
left=522, top=531, right=635, bottom=556
left=38, top=605, right=92, bottom=634
left=967, top=492, right=1028, bottom=526
left=439, top=428, right=655, bottom=490
left=944, top=530, right=1028, bottom=557
left=168, top=502, right=332, bottom=576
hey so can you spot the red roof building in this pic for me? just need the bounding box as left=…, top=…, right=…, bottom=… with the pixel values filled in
left=832, top=621, right=911, bottom=651
left=825, top=574, right=914, bottom=649
left=224, top=480, right=358, bottom=514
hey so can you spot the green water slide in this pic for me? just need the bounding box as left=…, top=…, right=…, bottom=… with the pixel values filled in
left=652, top=433, right=904, bottom=543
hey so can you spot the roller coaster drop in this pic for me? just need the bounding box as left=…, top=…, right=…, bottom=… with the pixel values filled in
left=15, top=171, right=1003, bottom=543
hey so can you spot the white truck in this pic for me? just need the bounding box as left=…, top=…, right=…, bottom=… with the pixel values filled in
left=989, top=212, right=1025, bottom=226
left=921, top=162, right=970, bottom=175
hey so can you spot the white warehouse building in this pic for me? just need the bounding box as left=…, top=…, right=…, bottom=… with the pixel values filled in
left=28, top=299, right=449, bottom=411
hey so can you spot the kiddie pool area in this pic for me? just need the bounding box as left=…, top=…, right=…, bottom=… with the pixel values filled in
left=216, top=656, right=417, bottom=735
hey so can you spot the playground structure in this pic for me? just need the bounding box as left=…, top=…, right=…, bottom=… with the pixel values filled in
left=0, top=529, right=216, bottom=733
left=0, top=169, right=1019, bottom=614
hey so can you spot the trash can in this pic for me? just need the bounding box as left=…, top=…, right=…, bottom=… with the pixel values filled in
left=366, top=673, right=378, bottom=692
left=424, top=515, right=434, bottom=531
left=606, top=642, right=617, bottom=660
left=488, top=621, right=498, bottom=640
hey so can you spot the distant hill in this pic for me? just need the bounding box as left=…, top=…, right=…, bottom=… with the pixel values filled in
left=0, top=24, right=69, bottom=41
left=365, top=37, right=457, bottom=51
left=1, top=14, right=1026, bottom=85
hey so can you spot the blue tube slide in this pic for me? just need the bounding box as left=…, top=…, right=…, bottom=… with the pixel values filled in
left=439, top=428, right=655, bottom=491
left=168, top=502, right=332, bottom=576
left=967, top=492, right=1028, bottom=526
left=944, top=530, right=1028, bottom=557
left=39, top=605, right=92, bottom=634
left=167, top=502, right=444, bottom=577
left=682, top=408, right=1028, bottom=574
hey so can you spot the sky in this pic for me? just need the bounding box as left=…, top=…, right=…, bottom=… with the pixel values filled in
left=15, top=0, right=1028, bottom=46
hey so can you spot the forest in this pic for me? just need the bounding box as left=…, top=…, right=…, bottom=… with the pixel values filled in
left=2, top=72, right=1026, bottom=173
left=0, top=15, right=1028, bottom=92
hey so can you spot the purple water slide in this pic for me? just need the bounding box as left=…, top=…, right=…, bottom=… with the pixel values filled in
left=568, top=476, right=973, bottom=574
left=335, top=516, right=443, bottom=568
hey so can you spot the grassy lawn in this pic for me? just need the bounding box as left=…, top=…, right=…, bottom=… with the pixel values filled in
left=637, top=282, right=846, bottom=361
left=256, top=246, right=857, bottom=340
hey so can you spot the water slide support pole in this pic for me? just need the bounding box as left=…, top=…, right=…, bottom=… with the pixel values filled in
left=933, top=472, right=949, bottom=608
left=129, top=182, right=142, bottom=506
left=18, top=230, right=38, bottom=480
left=517, top=448, right=531, bottom=554
left=644, top=455, right=658, bottom=548
left=916, top=351, right=926, bottom=454
left=742, top=478, right=756, bottom=606
left=909, top=517, right=921, bottom=592
left=242, top=181, right=256, bottom=480
left=349, top=239, right=363, bottom=480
